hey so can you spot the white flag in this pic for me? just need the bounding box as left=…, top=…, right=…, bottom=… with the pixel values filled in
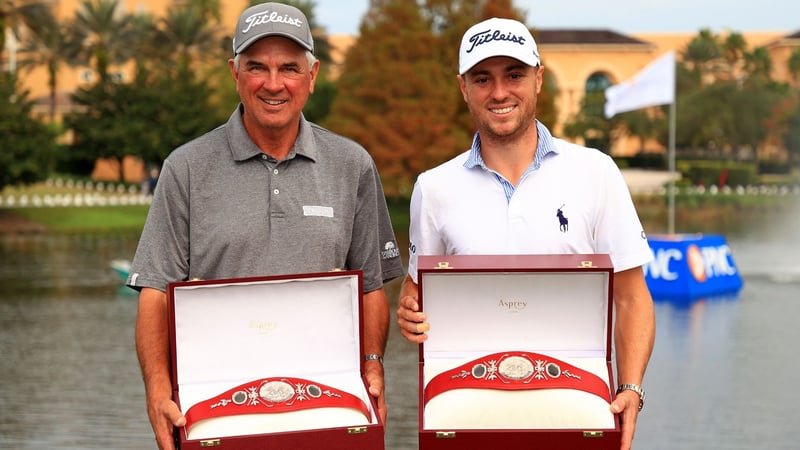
left=604, top=51, right=675, bottom=118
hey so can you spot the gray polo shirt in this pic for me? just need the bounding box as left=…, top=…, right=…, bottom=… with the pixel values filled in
left=127, top=105, right=404, bottom=293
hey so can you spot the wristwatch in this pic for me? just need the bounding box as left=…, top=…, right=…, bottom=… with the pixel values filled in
left=617, top=384, right=645, bottom=411
left=364, top=354, right=384, bottom=365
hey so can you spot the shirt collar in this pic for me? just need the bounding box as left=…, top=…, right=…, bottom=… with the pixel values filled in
left=464, top=120, right=559, bottom=171
left=227, top=104, right=317, bottom=163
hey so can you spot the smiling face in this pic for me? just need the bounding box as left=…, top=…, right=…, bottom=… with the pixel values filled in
left=229, top=36, right=319, bottom=142
left=458, top=56, right=543, bottom=143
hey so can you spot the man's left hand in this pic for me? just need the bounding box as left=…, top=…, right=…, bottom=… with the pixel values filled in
left=365, top=359, right=386, bottom=425
left=610, top=390, right=640, bottom=450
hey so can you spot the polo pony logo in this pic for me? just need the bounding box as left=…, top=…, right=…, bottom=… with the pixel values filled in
left=556, top=205, right=568, bottom=232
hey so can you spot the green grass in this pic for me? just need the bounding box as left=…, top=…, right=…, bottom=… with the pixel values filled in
left=9, top=205, right=150, bottom=233
left=3, top=182, right=797, bottom=235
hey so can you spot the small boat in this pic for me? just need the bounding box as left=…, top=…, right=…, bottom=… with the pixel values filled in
left=110, top=259, right=131, bottom=282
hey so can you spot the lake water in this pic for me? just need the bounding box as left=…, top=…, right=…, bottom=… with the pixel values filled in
left=1, top=210, right=799, bottom=449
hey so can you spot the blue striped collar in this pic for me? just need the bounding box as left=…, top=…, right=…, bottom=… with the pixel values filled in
left=464, top=120, right=559, bottom=174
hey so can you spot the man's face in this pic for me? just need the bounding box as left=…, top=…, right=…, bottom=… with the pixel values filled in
left=229, top=37, right=318, bottom=137
left=458, top=56, right=543, bottom=141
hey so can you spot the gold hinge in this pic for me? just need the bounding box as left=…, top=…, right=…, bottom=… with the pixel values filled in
left=436, top=431, right=456, bottom=439
left=199, top=439, right=221, bottom=447
left=583, top=431, right=604, bottom=438
left=348, top=426, right=368, bottom=435
left=579, top=260, right=596, bottom=268
left=435, top=262, right=453, bottom=269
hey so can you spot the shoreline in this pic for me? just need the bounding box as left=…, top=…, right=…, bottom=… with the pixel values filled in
left=0, top=211, right=47, bottom=234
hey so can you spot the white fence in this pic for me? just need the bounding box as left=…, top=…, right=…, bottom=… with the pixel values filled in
left=628, top=183, right=800, bottom=196
left=2, top=178, right=798, bottom=209
left=1, top=179, right=153, bottom=209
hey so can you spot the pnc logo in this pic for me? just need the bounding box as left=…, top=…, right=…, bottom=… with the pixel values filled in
left=644, top=244, right=738, bottom=283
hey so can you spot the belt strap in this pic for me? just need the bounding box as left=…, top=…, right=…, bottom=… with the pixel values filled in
left=184, top=377, right=372, bottom=430
left=424, top=351, right=610, bottom=405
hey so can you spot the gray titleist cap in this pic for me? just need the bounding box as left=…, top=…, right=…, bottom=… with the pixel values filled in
left=232, top=2, right=314, bottom=55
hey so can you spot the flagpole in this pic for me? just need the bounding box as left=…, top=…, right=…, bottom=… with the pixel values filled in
left=668, top=99, right=676, bottom=235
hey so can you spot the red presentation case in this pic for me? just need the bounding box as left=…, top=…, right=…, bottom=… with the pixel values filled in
left=167, top=270, right=384, bottom=449
left=417, top=254, right=620, bottom=450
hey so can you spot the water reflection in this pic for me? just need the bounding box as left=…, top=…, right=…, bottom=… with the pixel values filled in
left=1, top=225, right=799, bottom=449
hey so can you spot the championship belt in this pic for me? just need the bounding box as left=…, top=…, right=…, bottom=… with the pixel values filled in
left=184, top=377, right=372, bottom=430
left=424, top=351, right=610, bottom=405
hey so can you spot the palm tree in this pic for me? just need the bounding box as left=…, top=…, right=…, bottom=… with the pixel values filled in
left=682, top=29, right=722, bottom=79
left=186, top=0, right=222, bottom=22
left=16, top=7, right=66, bottom=121
left=67, top=0, right=136, bottom=84
left=744, top=46, right=772, bottom=86
left=788, top=47, right=800, bottom=88
left=721, top=32, right=747, bottom=81
left=151, top=6, right=220, bottom=76
left=0, top=0, right=53, bottom=71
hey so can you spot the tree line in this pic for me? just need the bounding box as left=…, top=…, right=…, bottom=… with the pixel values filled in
left=3, top=0, right=800, bottom=195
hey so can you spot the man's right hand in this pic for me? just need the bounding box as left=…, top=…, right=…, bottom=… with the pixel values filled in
left=396, top=275, right=430, bottom=343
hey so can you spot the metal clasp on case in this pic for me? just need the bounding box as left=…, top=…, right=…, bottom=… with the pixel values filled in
left=436, top=431, right=456, bottom=438
left=583, top=431, right=604, bottom=438
left=199, top=439, right=221, bottom=447
left=347, top=426, right=368, bottom=434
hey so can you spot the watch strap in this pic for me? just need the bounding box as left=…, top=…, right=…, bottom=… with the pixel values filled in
left=364, top=353, right=383, bottom=365
left=616, top=383, right=645, bottom=411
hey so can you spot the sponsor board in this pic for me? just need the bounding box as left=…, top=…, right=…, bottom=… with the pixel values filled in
left=644, top=234, right=743, bottom=299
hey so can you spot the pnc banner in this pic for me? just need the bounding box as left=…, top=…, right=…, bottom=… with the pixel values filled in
left=644, top=234, right=743, bottom=299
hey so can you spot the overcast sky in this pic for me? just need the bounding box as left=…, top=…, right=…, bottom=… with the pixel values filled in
left=315, top=0, right=797, bottom=35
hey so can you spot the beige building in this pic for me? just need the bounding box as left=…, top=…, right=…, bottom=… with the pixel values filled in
left=5, top=1, right=798, bottom=158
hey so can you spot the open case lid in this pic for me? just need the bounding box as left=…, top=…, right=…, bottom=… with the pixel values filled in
left=168, top=271, right=363, bottom=389
left=418, top=255, right=613, bottom=362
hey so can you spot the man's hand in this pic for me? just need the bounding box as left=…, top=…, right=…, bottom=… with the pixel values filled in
left=610, top=390, right=641, bottom=450
left=396, top=275, right=429, bottom=343
left=364, top=360, right=387, bottom=425
left=146, top=395, right=185, bottom=450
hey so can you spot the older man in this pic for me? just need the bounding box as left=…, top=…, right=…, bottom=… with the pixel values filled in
left=128, top=3, right=403, bottom=448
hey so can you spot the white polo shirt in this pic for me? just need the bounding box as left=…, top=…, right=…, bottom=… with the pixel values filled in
left=407, top=124, right=652, bottom=283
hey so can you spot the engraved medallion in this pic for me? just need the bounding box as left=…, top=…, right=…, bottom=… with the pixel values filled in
left=498, top=355, right=533, bottom=380
left=259, top=381, right=295, bottom=403
left=306, top=384, right=322, bottom=398
left=232, top=390, right=248, bottom=405
left=471, top=363, right=487, bottom=379
left=546, top=362, right=561, bottom=378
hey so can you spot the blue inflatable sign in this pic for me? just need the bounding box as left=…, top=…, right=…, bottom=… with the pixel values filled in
left=644, top=234, right=743, bottom=299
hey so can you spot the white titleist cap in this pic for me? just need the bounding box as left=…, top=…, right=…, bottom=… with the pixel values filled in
left=233, top=2, right=314, bottom=55
left=458, top=17, right=540, bottom=75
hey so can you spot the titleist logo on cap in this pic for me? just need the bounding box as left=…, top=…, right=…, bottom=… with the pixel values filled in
left=241, top=10, right=304, bottom=34
left=464, top=28, right=527, bottom=54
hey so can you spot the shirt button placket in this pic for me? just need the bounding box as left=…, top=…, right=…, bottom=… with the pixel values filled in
left=261, top=154, right=280, bottom=195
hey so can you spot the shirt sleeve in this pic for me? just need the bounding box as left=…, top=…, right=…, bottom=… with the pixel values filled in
left=594, top=156, right=654, bottom=272
left=407, top=173, right=447, bottom=283
left=126, top=158, right=190, bottom=291
left=350, top=157, right=404, bottom=292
